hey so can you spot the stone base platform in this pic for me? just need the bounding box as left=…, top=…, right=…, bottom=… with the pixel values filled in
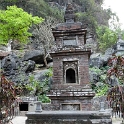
left=26, top=111, right=112, bottom=124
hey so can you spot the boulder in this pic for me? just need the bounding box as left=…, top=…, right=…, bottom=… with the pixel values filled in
left=1, top=53, right=36, bottom=85
left=23, top=50, right=52, bottom=64
left=1, top=53, right=21, bottom=76
left=90, top=52, right=112, bottom=68
left=90, top=53, right=103, bottom=68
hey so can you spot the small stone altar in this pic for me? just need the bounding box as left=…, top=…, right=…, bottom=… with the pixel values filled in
left=26, top=3, right=112, bottom=124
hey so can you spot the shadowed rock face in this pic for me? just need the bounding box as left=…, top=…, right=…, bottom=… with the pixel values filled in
left=2, top=53, right=20, bottom=75
left=23, top=50, right=44, bottom=63
left=1, top=53, right=35, bottom=85
left=2, top=53, right=36, bottom=75
left=23, top=50, right=52, bottom=64
left=1, top=52, right=52, bottom=96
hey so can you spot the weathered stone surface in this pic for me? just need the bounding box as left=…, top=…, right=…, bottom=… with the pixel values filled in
left=23, top=50, right=44, bottom=64
left=113, top=37, right=124, bottom=56
left=48, top=50, right=95, bottom=110
left=91, top=96, right=109, bottom=111
left=34, top=69, right=52, bottom=84
left=90, top=52, right=112, bottom=68
left=1, top=53, right=36, bottom=85
left=23, top=50, right=52, bottom=64
left=2, top=53, right=21, bottom=75
left=51, top=51, right=91, bottom=89
left=0, top=51, right=10, bottom=59
left=21, top=60, right=36, bottom=73
left=47, top=3, right=95, bottom=111
left=26, top=111, right=112, bottom=124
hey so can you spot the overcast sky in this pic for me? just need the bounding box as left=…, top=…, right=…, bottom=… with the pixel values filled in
left=103, top=0, right=124, bottom=29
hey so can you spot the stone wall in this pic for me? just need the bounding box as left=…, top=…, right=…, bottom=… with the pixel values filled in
left=48, top=50, right=94, bottom=111
left=42, top=96, right=94, bottom=111
left=52, top=52, right=91, bottom=89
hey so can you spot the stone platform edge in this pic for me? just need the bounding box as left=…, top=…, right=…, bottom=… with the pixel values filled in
left=26, top=111, right=112, bottom=124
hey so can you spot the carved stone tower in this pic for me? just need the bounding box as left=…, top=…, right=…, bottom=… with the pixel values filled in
left=26, top=3, right=112, bottom=124
left=48, top=3, right=95, bottom=111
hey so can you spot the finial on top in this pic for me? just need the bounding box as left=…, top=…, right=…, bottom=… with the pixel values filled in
left=64, top=3, right=75, bottom=23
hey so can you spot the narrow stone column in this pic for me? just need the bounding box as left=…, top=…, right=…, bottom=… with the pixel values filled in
left=35, top=101, right=42, bottom=112
left=99, top=102, right=105, bottom=112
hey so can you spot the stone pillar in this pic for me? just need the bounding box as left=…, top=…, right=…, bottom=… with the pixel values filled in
left=35, top=101, right=42, bottom=112
left=99, top=102, right=105, bottom=112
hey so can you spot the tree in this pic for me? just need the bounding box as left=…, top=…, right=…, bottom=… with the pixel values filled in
left=32, top=16, right=59, bottom=67
left=0, top=5, right=44, bottom=45
left=74, top=0, right=111, bottom=33
left=0, top=0, right=64, bottom=21
left=96, top=26, right=117, bottom=52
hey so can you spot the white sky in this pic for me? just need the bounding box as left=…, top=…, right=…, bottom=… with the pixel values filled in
left=103, top=0, right=124, bottom=29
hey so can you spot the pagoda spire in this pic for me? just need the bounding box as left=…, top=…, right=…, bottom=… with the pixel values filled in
left=64, top=2, right=75, bottom=23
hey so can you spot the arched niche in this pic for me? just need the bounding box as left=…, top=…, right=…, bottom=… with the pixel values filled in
left=63, top=61, right=78, bottom=84
left=66, top=68, right=76, bottom=83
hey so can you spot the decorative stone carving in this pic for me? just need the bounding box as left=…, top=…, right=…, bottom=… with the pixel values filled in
left=63, top=61, right=78, bottom=84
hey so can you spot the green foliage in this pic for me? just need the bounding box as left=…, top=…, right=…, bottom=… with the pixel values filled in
left=90, top=67, right=102, bottom=74
left=0, top=0, right=63, bottom=21
left=96, top=26, right=117, bottom=52
left=76, top=12, right=97, bottom=33
left=25, top=74, right=50, bottom=95
left=50, top=7, right=63, bottom=20
left=25, top=68, right=53, bottom=103
left=90, top=66, right=109, bottom=96
left=95, top=83, right=109, bottom=96
left=38, top=0, right=64, bottom=20
left=25, top=75, right=39, bottom=92
left=6, top=0, right=17, bottom=2
left=74, top=0, right=112, bottom=34
left=45, top=67, right=53, bottom=77
left=100, top=74, right=106, bottom=81
left=38, top=94, right=51, bottom=103
left=0, top=5, right=43, bottom=45
left=90, top=57, right=124, bottom=96
left=75, top=0, right=98, bottom=32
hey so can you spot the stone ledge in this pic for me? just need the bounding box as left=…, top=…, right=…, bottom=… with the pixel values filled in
left=26, top=111, right=112, bottom=124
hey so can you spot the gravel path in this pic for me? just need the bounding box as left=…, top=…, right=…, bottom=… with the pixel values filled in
left=11, top=116, right=123, bottom=124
